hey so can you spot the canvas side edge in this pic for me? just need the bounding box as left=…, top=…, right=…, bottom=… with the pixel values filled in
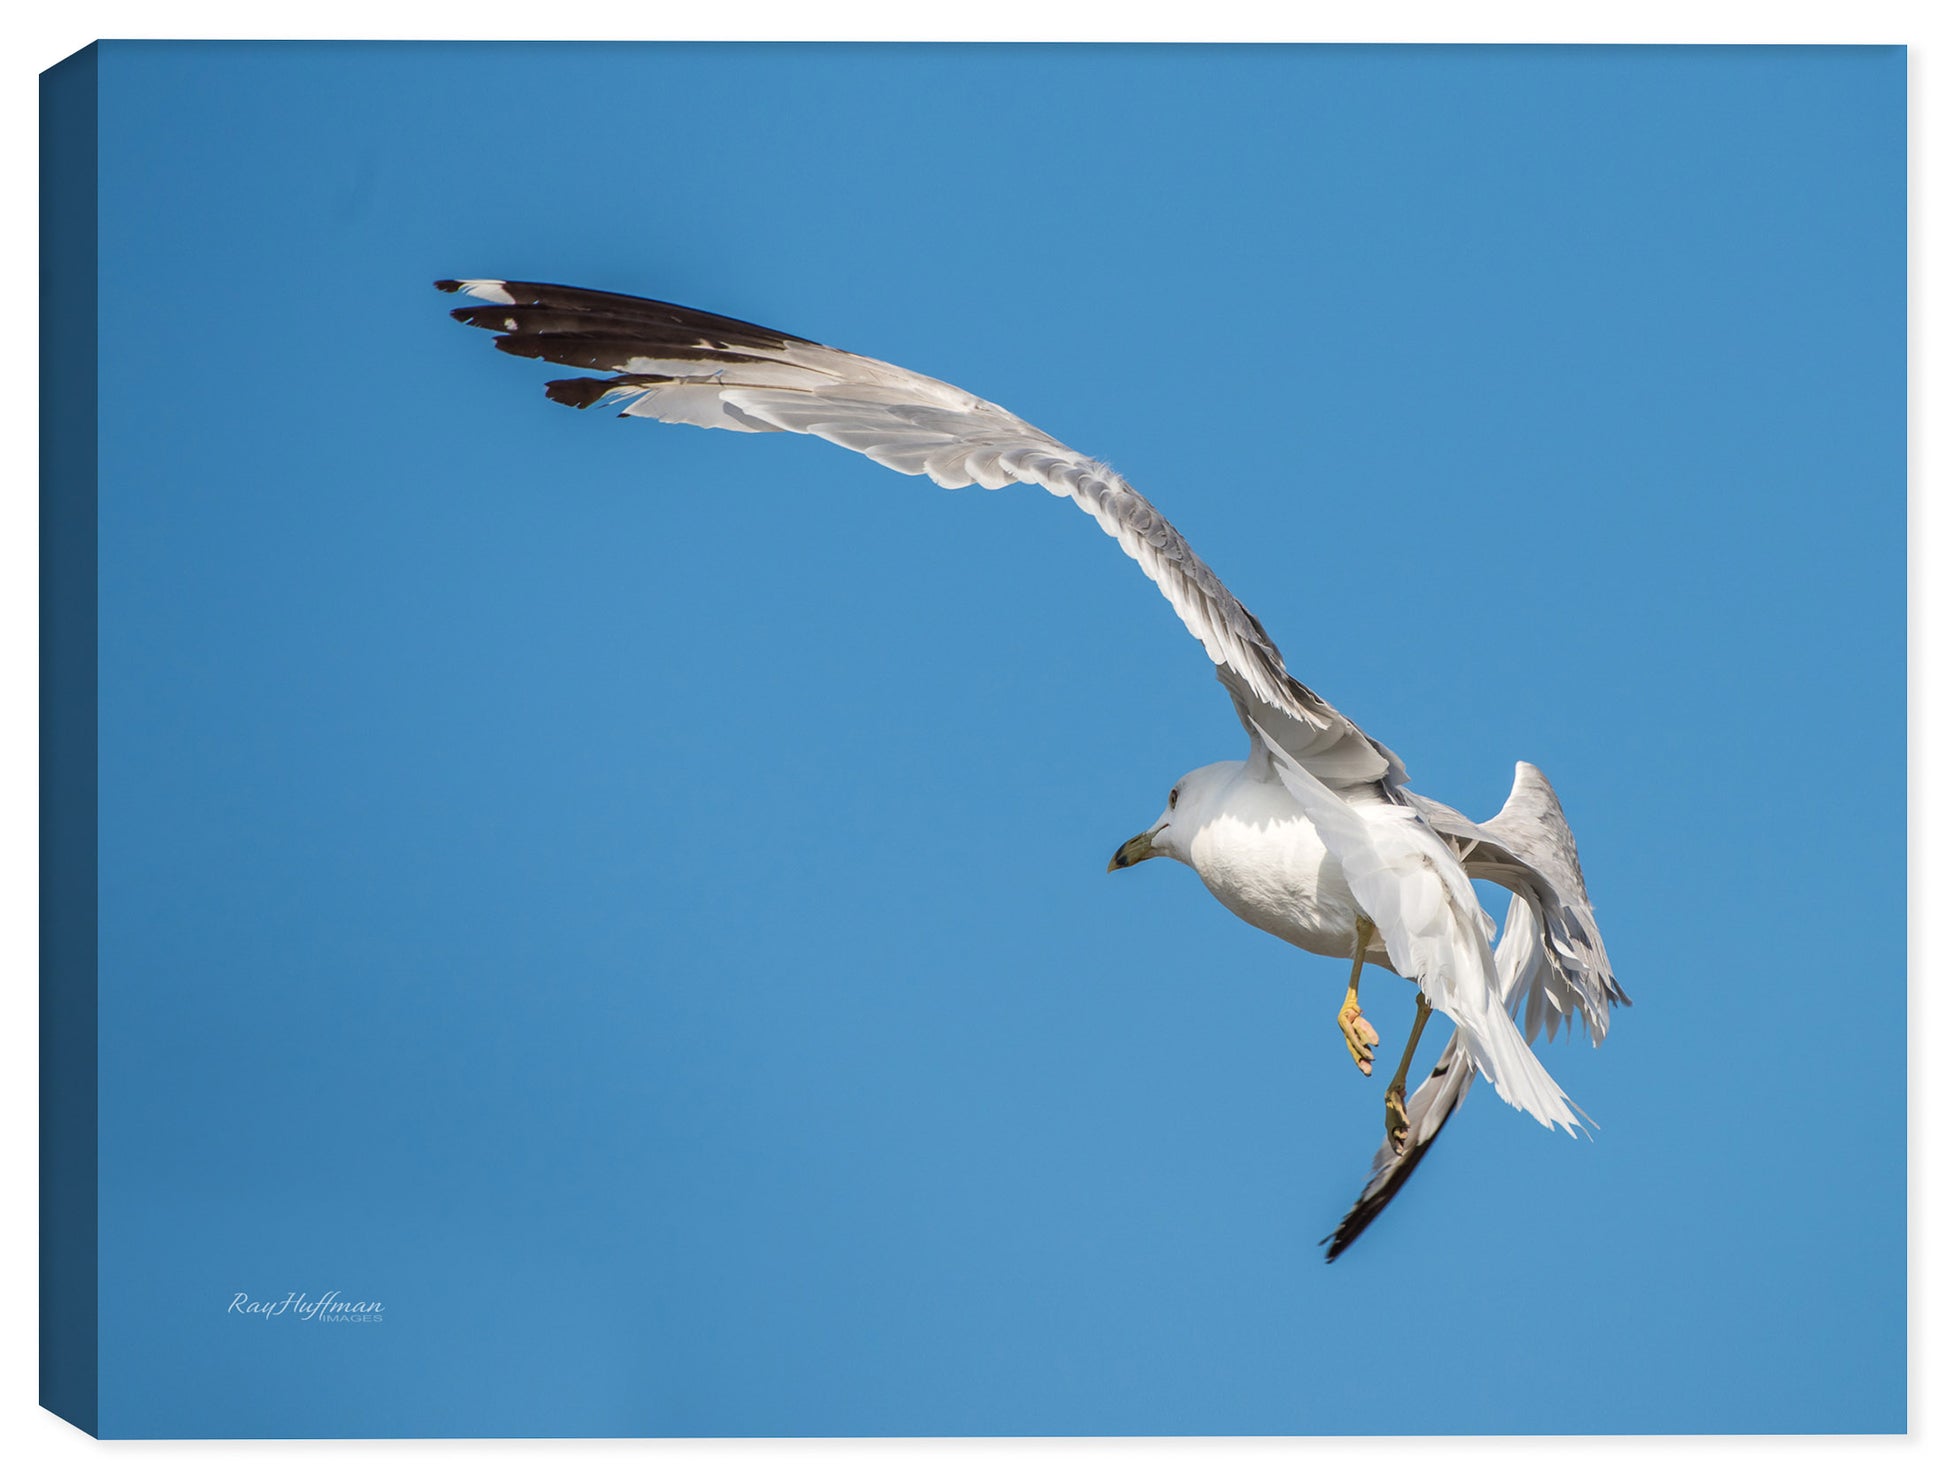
left=40, top=39, right=102, bottom=1442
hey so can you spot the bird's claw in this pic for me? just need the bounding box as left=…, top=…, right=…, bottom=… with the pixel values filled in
left=1384, top=1085, right=1410, bottom=1154
left=1338, top=1008, right=1379, bottom=1076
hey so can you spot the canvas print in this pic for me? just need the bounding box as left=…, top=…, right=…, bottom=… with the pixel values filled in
left=41, top=41, right=1906, bottom=1438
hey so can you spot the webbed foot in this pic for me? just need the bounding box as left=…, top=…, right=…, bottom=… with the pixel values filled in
left=1337, top=1001, right=1379, bottom=1076
left=1384, top=1085, right=1410, bottom=1153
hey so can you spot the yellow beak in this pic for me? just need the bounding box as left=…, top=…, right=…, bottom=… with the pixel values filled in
left=1108, top=828, right=1160, bottom=872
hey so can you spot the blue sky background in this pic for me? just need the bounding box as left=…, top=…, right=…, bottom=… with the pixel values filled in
left=86, top=42, right=1904, bottom=1436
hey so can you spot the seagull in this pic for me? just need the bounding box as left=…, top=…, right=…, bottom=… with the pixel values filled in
left=436, top=278, right=1626, bottom=1258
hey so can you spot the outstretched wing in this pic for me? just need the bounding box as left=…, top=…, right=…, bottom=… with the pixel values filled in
left=437, top=279, right=1404, bottom=790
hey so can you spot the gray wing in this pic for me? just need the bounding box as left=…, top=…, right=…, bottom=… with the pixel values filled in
left=1406, top=762, right=1627, bottom=1044
left=1324, top=764, right=1624, bottom=1260
left=438, top=279, right=1404, bottom=790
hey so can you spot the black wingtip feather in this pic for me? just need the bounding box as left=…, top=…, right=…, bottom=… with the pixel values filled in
left=544, top=378, right=616, bottom=410
left=437, top=279, right=813, bottom=351
left=439, top=279, right=828, bottom=389
left=1319, top=1108, right=1458, bottom=1263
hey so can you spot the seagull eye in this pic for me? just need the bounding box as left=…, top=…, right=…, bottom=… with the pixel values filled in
left=1168, top=787, right=1180, bottom=808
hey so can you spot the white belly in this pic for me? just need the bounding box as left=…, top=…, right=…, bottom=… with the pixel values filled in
left=1185, top=789, right=1367, bottom=962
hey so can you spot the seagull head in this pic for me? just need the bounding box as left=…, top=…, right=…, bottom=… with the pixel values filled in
left=1107, top=764, right=1225, bottom=872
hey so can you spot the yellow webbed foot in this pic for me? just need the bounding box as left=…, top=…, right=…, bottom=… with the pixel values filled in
left=1384, top=1085, right=1410, bottom=1153
left=1337, top=1001, right=1379, bottom=1076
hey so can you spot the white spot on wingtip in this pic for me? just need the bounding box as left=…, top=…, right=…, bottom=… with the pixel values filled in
left=456, top=279, right=516, bottom=305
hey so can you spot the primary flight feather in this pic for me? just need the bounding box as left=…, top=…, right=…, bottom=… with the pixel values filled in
left=437, top=277, right=1626, bottom=1258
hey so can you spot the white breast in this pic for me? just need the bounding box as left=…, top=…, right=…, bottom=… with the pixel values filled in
left=1182, top=770, right=1366, bottom=961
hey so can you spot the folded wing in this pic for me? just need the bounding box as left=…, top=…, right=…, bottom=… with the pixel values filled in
left=1231, top=708, right=1581, bottom=1135
left=1324, top=767, right=1623, bottom=1258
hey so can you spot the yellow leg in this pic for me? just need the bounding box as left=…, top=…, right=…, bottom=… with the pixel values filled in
left=1383, top=992, right=1434, bottom=1153
left=1336, top=917, right=1380, bottom=1076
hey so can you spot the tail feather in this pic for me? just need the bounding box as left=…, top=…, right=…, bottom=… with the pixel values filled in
left=1457, top=974, right=1580, bottom=1135
left=1397, top=813, right=1580, bottom=1136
